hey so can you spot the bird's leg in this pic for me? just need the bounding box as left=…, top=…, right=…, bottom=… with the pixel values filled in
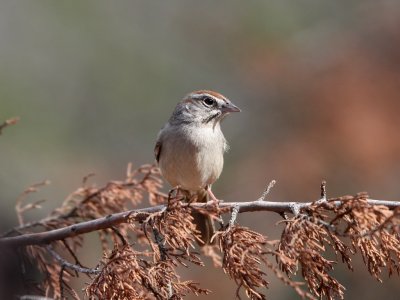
left=187, top=193, right=196, bottom=204
left=206, top=185, right=221, bottom=205
left=167, top=186, right=183, bottom=208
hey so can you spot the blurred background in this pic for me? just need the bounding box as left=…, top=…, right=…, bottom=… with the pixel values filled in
left=1, top=0, right=400, bottom=299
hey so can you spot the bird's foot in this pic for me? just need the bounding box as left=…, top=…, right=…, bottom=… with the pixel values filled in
left=207, top=189, right=223, bottom=207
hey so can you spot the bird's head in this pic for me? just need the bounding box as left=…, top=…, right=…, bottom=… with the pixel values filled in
left=170, top=90, right=241, bottom=126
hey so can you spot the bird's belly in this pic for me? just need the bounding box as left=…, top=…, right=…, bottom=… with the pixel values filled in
left=159, top=136, right=224, bottom=191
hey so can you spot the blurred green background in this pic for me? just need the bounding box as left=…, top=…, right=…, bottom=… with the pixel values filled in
left=1, top=1, right=400, bottom=299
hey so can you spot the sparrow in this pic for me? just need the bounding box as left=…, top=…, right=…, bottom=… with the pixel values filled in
left=154, top=90, right=240, bottom=244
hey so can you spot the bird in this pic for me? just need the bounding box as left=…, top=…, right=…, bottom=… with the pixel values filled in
left=154, top=90, right=240, bottom=244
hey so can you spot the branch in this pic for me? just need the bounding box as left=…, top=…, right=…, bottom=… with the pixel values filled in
left=1, top=198, right=399, bottom=247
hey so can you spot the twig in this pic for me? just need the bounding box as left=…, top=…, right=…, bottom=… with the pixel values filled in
left=257, top=180, right=276, bottom=201
left=59, top=265, right=66, bottom=300
left=15, top=181, right=50, bottom=226
left=229, top=205, right=240, bottom=228
left=1, top=198, right=400, bottom=247
left=46, top=245, right=100, bottom=275
left=82, top=173, right=95, bottom=186
left=153, top=227, right=167, bottom=261
left=151, top=226, right=173, bottom=298
left=0, top=117, right=19, bottom=135
left=320, top=180, right=327, bottom=200
left=62, top=240, right=83, bottom=276
left=111, top=226, right=128, bottom=246
left=19, top=296, right=54, bottom=300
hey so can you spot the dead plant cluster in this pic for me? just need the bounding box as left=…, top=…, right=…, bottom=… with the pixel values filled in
left=0, top=122, right=399, bottom=300
left=86, top=244, right=208, bottom=300
left=276, top=193, right=400, bottom=299
left=215, top=225, right=270, bottom=299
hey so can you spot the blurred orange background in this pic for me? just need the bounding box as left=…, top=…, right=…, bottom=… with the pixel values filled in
left=1, top=1, right=400, bottom=299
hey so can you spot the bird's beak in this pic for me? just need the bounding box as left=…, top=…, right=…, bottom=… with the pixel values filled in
left=222, top=102, right=241, bottom=113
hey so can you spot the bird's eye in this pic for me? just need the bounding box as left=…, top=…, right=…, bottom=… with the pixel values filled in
left=202, top=97, right=215, bottom=107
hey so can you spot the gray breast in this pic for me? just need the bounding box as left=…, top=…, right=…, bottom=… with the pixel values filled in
left=158, top=123, right=226, bottom=191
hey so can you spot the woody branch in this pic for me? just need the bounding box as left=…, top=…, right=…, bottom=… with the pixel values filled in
left=1, top=197, right=399, bottom=248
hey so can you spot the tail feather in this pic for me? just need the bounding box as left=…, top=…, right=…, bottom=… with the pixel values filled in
left=192, top=189, right=215, bottom=245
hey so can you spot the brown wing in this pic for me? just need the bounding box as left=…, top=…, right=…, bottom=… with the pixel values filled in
left=154, top=141, right=162, bottom=163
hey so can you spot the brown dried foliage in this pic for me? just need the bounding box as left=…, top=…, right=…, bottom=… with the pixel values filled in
left=277, top=213, right=346, bottom=299
left=321, top=193, right=400, bottom=280
left=2, top=157, right=400, bottom=300
left=55, top=164, right=167, bottom=251
left=86, top=244, right=209, bottom=300
left=6, top=164, right=215, bottom=299
left=216, top=225, right=269, bottom=299
left=23, top=243, right=80, bottom=300
left=276, top=193, right=400, bottom=300
left=144, top=199, right=203, bottom=265
left=87, top=197, right=213, bottom=299
left=214, top=223, right=314, bottom=300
